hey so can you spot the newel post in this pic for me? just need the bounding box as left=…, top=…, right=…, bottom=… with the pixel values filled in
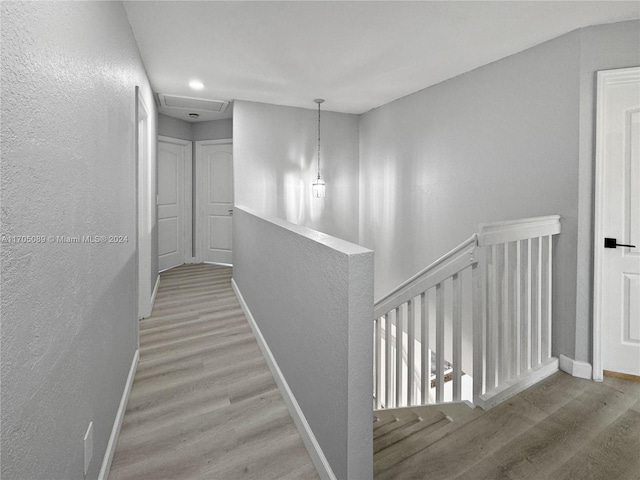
left=471, top=243, right=487, bottom=407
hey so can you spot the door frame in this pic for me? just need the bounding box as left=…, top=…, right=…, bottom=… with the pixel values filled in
left=158, top=135, right=193, bottom=272
left=195, top=138, right=233, bottom=265
left=136, top=88, right=152, bottom=321
left=592, top=66, right=640, bottom=381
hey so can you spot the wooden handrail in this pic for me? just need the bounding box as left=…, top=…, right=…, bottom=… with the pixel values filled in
left=374, top=215, right=562, bottom=316
left=374, top=235, right=477, bottom=318
left=477, top=215, right=561, bottom=246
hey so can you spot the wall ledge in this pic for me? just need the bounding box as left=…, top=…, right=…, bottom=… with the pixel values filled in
left=235, top=206, right=371, bottom=256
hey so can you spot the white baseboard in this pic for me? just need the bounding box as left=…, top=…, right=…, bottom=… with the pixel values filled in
left=231, top=279, right=336, bottom=480
left=150, top=275, right=160, bottom=311
left=477, top=357, right=559, bottom=410
left=559, top=354, right=593, bottom=380
left=139, top=276, right=160, bottom=320
left=98, top=349, right=139, bottom=480
left=204, top=261, right=233, bottom=267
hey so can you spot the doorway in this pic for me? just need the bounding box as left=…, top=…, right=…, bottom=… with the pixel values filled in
left=157, top=136, right=193, bottom=272
left=195, top=140, right=234, bottom=266
left=593, top=66, right=640, bottom=380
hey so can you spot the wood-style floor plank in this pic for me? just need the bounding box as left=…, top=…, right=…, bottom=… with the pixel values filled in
left=108, top=264, right=319, bottom=480
left=376, top=372, right=640, bottom=480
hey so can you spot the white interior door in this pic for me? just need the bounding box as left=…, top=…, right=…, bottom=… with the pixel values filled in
left=595, top=67, right=640, bottom=378
left=197, top=141, right=233, bottom=265
left=158, top=137, right=192, bottom=272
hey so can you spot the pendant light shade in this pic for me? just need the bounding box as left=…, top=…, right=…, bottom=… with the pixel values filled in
left=312, top=174, right=325, bottom=198
left=312, top=98, right=325, bottom=198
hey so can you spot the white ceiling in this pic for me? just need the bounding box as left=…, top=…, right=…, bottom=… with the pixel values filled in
left=124, top=1, right=640, bottom=120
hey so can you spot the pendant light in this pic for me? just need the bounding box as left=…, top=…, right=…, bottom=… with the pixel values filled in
left=312, top=99, right=326, bottom=198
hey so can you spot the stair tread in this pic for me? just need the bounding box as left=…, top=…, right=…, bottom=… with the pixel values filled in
left=374, top=406, right=483, bottom=473
left=375, top=404, right=455, bottom=423
left=373, top=413, right=420, bottom=439
left=374, top=412, right=450, bottom=454
left=373, top=415, right=398, bottom=430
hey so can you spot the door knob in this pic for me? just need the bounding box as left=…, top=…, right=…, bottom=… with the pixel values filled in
left=604, top=237, right=636, bottom=248
left=228, top=209, right=233, bottom=216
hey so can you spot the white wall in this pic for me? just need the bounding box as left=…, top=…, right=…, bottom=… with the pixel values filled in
left=233, top=207, right=373, bottom=480
left=158, top=115, right=233, bottom=142
left=158, top=114, right=192, bottom=141
left=1, top=3, right=157, bottom=479
left=360, top=29, right=580, bottom=340
left=359, top=20, right=640, bottom=365
left=192, top=118, right=233, bottom=141
left=234, top=101, right=360, bottom=244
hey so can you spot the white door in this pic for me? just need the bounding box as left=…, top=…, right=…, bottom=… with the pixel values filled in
left=595, top=67, right=640, bottom=378
left=158, top=137, right=192, bottom=272
left=196, top=141, right=233, bottom=265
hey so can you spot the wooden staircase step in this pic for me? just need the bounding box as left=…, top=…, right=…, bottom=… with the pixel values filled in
left=374, top=405, right=483, bottom=474
left=373, top=414, right=398, bottom=430
left=374, top=403, right=455, bottom=425
left=374, top=411, right=450, bottom=454
left=373, top=412, right=420, bottom=439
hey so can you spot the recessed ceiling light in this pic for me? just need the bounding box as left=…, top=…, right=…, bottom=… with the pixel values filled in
left=189, top=80, right=204, bottom=90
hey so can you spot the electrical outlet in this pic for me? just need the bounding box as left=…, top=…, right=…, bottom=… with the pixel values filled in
left=83, top=422, right=93, bottom=477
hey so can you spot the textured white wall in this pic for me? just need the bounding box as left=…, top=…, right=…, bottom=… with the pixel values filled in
left=1, top=3, right=157, bottom=479
left=359, top=20, right=640, bottom=365
left=359, top=31, right=582, bottom=359
left=234, top=101, right=360, bottom=244
left=233, top=207, right=373, bottom=480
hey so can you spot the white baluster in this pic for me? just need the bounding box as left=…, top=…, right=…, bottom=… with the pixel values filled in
left=525, top=238, right=532, bottom=371
left=385, top=312, right=393, bottom=408
left=536, top=237, right=543, bottom=366
left=435, top=282, right=445, bottom=403
left=472, top=246, right=487, bottom=404
left=421, top=291, right=430, bottom=404
left=395, top=306, right=402, bottom=407
left=544, top=235, right=553, bottom=360
left=487, top=245, right=498, bottom=390
left=500, top=243, right=509, bottom=384
left=516, top=240, right=522, bottom=377
left=452, top=273, right=462, bottom=401
left=407, top=298, right=416, bottom=405
left=375, top=316, right=382, bottom=409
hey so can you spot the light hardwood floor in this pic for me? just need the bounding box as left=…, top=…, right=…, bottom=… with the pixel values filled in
left=108, top=263, right=640, bottom=480
left=375, top=372, right=640, bottom=480
left=108, top=264, right=319, bottom=480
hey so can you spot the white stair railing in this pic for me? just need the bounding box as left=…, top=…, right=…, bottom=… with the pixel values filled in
left=373, top=215, right=561, bottom=411
left=473, top=215, right=561, bottom=409
left=374, top=236, right=477, bottom=409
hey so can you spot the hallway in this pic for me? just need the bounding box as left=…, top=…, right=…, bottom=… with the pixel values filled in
left=108, top=264, right=319, bottom=480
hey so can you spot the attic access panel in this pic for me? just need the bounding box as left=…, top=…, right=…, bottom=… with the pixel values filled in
left=157, top=94, right=229, bottom=113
